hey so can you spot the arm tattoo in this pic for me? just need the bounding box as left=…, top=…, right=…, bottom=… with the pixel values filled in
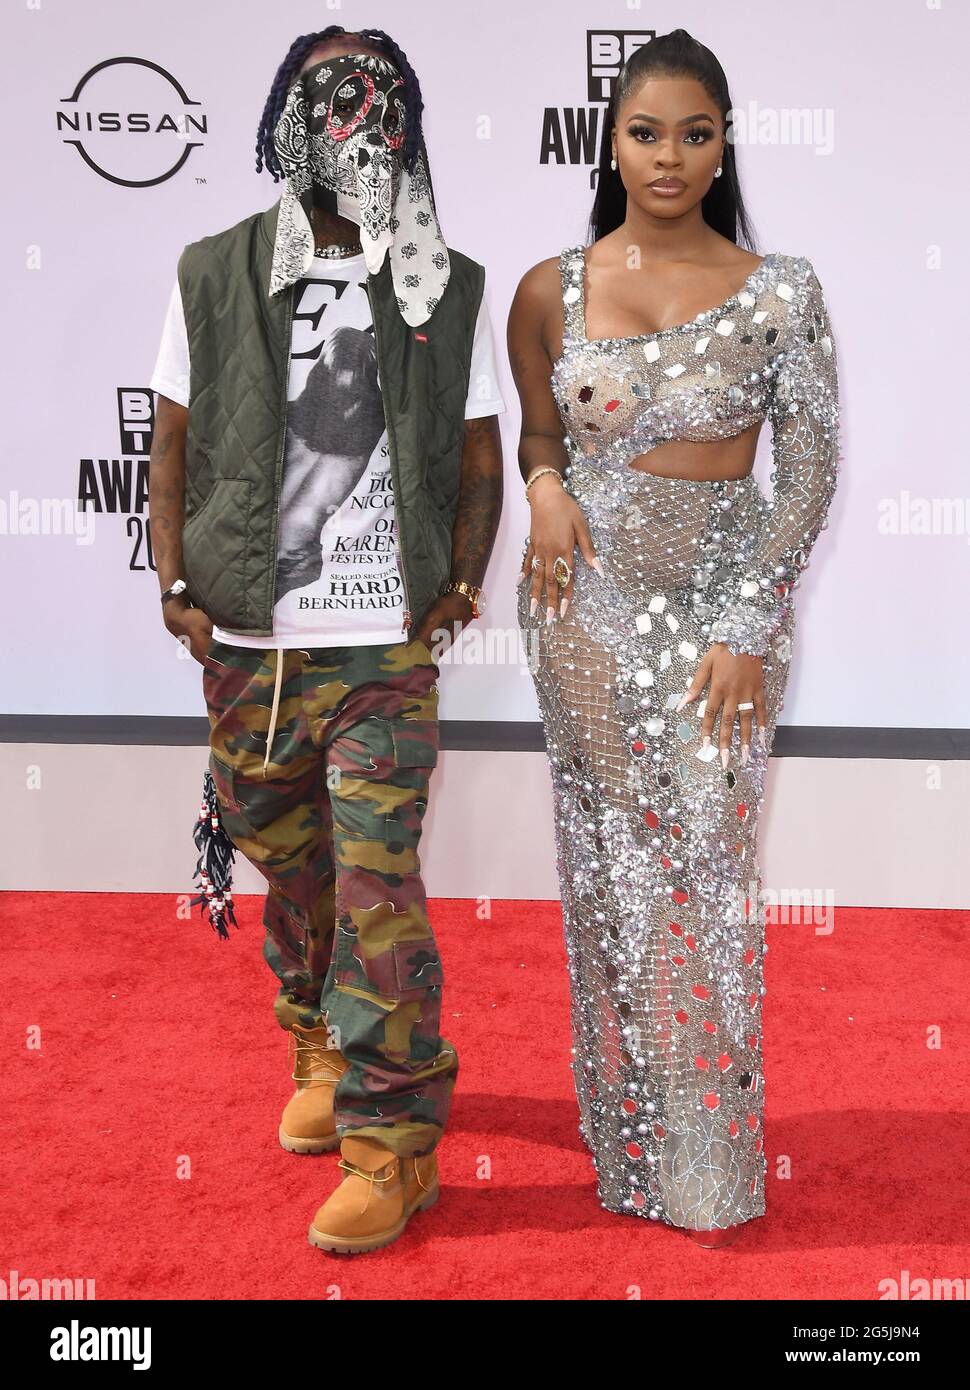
left=147, top=421, right=188, bottom=588
left=450, top=415, right=503, bottom=587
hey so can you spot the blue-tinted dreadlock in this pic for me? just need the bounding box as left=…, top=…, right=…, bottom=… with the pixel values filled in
left=255, top=26, right=426, bottom=181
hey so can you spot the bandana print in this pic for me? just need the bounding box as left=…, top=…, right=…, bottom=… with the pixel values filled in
left=269, top=51, right=451, bottom=326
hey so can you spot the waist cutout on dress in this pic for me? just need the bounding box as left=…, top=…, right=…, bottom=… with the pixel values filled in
left=566, top=459, right=769, bottom=596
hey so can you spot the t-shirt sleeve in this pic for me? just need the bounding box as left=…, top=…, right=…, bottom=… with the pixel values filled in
left=464, top=291, right=506, bottom=420
left=149, top=276, right=191, bottom=408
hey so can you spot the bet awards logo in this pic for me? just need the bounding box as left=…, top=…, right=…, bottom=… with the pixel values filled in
left=77, top=389, right=157, bottom=573
left=540, top=30, right=655, bottom=176
left=56, top=57, right=207, bottom=187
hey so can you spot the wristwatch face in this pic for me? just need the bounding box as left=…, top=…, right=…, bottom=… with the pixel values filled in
left=449, top=583, right=482, bottom=614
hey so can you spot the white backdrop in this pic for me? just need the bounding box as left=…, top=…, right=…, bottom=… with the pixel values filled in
left=2, top=0, right=966, bottom=728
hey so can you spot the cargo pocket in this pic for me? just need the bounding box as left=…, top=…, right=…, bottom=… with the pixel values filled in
left=333, top=927, right=442, bottom=1004
left=394, top=938, right=443, bottom=997
left=384, top=719, right=438, bottom=857
left=390, top=718, right=439, bottom=770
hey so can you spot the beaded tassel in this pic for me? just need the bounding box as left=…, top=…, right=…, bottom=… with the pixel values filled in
left=191, top=769, right=238, bottom=940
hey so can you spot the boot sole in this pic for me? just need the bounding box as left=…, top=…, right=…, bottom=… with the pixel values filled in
left=307, top=1186, right=439, bottom=1255
left=279, top=1125, right=340, bottom=1155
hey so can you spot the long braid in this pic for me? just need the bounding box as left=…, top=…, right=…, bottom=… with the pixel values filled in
left=255, top=26, right=426, bottom=181
left=255, top=26, right=347, bottom=179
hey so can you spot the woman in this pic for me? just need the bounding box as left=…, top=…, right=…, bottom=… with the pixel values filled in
left=508, top=29, right=840, bottom=1247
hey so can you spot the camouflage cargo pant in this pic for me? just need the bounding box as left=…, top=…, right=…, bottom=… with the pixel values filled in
left=202, top=636, right=456, bottom=1157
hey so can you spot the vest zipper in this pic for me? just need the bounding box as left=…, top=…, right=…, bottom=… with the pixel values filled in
left=365, top=275, right=413, bottom=637
left=267, top=282, right=295, bottom=624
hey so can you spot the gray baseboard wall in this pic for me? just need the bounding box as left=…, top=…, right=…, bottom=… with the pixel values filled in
left=0, top=716, right=967, bottom=758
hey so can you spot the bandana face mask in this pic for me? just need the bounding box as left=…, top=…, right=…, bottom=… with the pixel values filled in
left=269, top=51, right=451, bottom=326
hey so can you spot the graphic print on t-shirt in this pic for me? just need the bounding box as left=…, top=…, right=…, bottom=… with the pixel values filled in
left=279, top=314, right=385, bottom=598
left=270, top=261, right=405, bottom=640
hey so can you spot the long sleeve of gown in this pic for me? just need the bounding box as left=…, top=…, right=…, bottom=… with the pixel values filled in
left=709, top=257, right=841, bottom=658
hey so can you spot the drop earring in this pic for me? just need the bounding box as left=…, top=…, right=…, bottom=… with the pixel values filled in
left=610, top=155, right=617, bottom=171
left=714, top=165, right=722, bottom=177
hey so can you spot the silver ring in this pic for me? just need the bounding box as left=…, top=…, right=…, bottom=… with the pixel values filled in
left=531, top=555, right=544, bottom=573
left=737, top=701, right=755, bottom=711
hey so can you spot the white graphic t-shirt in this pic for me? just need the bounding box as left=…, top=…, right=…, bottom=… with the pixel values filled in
left=150, top=253, right=505, bottom=647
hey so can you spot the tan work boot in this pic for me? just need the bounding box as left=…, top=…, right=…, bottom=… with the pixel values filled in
left=307, top=1135, right=439, bottom=1254
left=278, top=1024, right=349, bottom=1154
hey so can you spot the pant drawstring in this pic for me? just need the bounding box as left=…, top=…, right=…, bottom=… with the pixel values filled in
left=263, top=646, right=284, bottom=776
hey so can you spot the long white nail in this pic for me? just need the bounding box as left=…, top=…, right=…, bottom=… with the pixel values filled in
left=560, top=597, right=569, bottom=618
left=590, top=557, right=605, bottom=576
left=546, top=606, right=556, bottom=625
left=720, top=747, right=730, bottom=770
left=741, top=743, right=750, bottom=765
left=529, top=597, right=539, bottom=618
left=675, top=694, right=689, bottom=712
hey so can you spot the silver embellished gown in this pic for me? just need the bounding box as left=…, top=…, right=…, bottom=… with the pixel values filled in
left=519, top=245, right=840, bottom=1230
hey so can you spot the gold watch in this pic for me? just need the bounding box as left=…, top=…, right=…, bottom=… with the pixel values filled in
left=445, top=580, right=484, bottom=619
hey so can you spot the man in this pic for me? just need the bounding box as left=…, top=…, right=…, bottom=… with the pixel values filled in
left=147, top=25, right=504, bottom=1255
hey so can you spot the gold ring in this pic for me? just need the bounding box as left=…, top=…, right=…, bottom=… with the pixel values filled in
left=553, top=556, right=572, bottom=587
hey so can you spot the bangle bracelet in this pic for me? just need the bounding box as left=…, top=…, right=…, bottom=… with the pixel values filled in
left=525, top=467, right=564, bottom=497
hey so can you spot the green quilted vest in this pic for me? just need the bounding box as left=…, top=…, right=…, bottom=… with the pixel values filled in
left=176, top=196, right=485, bottom=635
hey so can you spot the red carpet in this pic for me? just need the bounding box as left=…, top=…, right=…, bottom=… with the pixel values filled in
left=2, top=892, right=967, bottom=1300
